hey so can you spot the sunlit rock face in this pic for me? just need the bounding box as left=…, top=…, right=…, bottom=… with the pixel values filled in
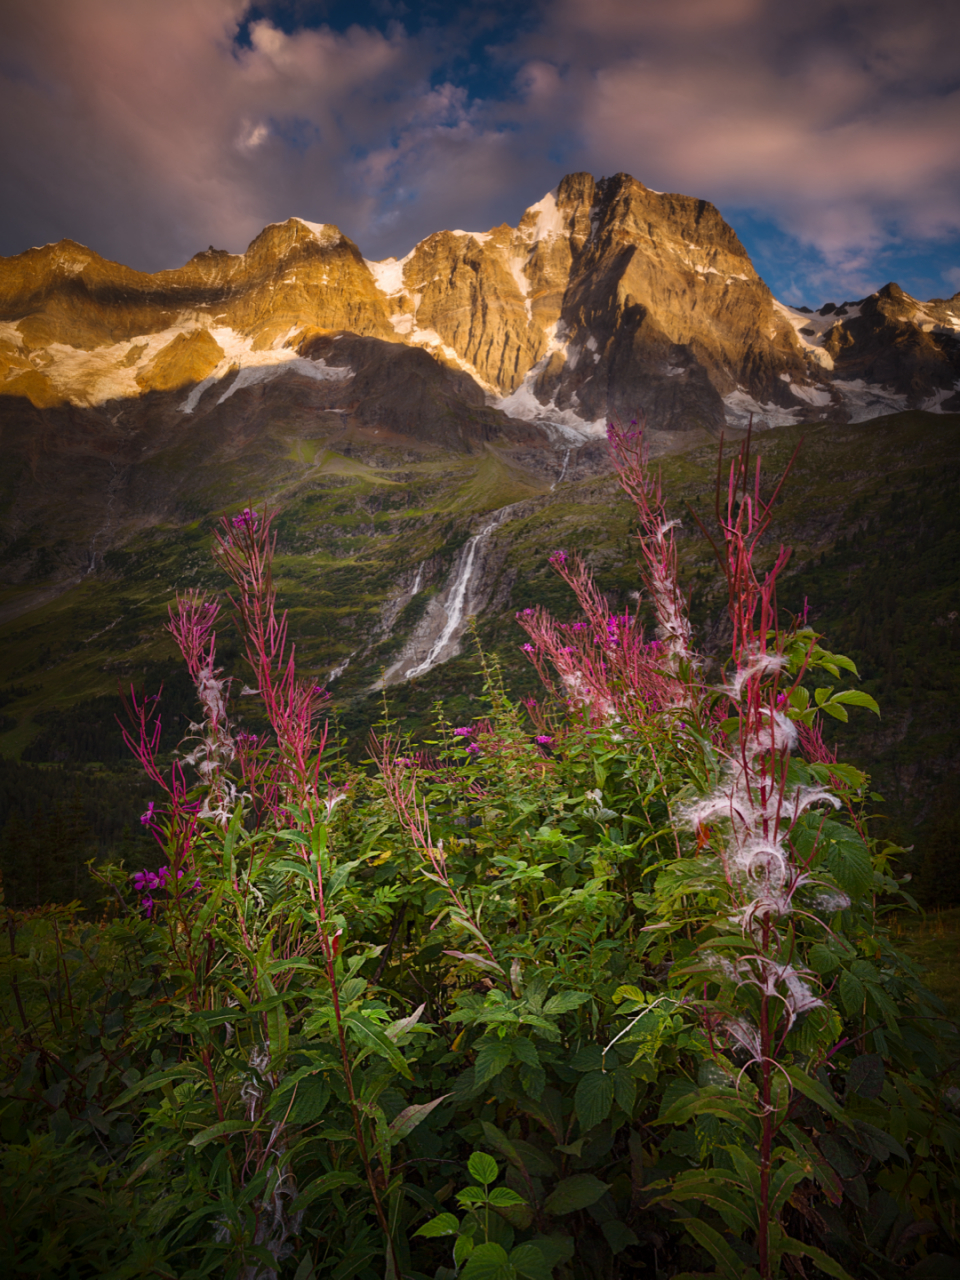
left=1, top=172, right=959, bottom=591
left=2, top=174, right=958, bottom=437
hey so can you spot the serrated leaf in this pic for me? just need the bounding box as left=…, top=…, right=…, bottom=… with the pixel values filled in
left=268, top=1073, right=330, bottom=1126
left=542, top=991, right=591, bottom=1014
left=845, top=1054, right=884, bottom=1100
left=839, top=970, right=865, bottom=1016
left=414, top=1212, right=460, bottom=1238
left=468, top=1151, right=499, bottom=1185
left=488, top=1186, right=527, bottom=1207
left=509, top=1242, right=552, bottom=1280
left=543, top=1174, right=609, bottom=1215
left=454, top=1233, right=475, bottom=1267
left=461, top=1241, right=513, bottom=1279
left=601, top=1219, right=640, bottom=1255
left=475, top=1040, right=513, bottom=1087
left=614, top=1065, right=637, bottom=1115
left=821, top=700, right=849, bottom=722
left=574, top=1070, right=615, bottom=1130
left=830, top=689, right=880, bottom=716
left=808, top=944, right=841, bottom=974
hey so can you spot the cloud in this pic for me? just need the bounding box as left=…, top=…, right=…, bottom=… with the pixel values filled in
left=0, top=0, right=957, bottom=300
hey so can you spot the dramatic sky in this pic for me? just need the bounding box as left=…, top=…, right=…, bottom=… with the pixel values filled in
left=3, top=0, right=959, bottom=305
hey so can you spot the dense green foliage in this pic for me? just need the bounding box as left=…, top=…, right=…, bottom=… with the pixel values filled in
left=2, top=434, right=958, bottom=1279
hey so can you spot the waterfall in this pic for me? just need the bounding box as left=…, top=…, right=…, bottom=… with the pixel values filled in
left=404, top=517, right=500, bottom=680
left=551, top=448, right=572, bottom=490
left=410, top=563, right=424, bottom=595
left=327, top=653, right=352, bottom=684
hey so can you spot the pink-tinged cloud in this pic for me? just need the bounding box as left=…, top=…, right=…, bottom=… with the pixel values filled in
left=0, top=0, right=957, bottom=300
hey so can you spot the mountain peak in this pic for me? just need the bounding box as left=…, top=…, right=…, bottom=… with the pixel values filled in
left=1, top=171, right=958, bottom=432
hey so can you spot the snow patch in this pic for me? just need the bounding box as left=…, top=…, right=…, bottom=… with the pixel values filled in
left=789, top=382, right=833, bottom=406
left=772, top=299, right=836, bottom=371
left=523, top=189, right=567, bottom=241
left=921, top=385, right=959, bottom=412
left=294, top=219, right=341, bottom=246
left=364, top=251, right=413, bottom=297
left=505, top=251, right=532, bottom=319
left=723, top=389, right=802, bottom=429
left=832, top=379, right=908, bottom=421
left=495, top=323, right=606, bottom=439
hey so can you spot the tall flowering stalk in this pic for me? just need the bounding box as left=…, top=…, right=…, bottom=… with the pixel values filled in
left=516, top=552, right=679, bottom=724
left=606, top=416, right=694, bottom=666
left=647, top=429, right=879, bottom=1280
left=166, top=590, right=238, bottom=824
left=373, top=733, right=501, bottom=973
left=213, top=507, right=329, bottom=817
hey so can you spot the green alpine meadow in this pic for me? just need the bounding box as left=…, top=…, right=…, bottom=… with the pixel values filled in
left=2, top=416, right=958, bottom=1279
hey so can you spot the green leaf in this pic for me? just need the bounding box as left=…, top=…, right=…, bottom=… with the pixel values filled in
left=468, top=1151, right=499, bottom=1186
left=187, top=1119, right=255, bottom=1149
left=268, top=1073, right=330, bottom=1125
left=454, top=1234, right=476, bottom=1266
left=574, top=1070, right=615, bottom=1130
left=844, top=1054, right=884, bottom=1100
left=509, top=1242, right=553, bottom=1280
left=543, top=1174, right=609, bottom=1215
left=808, top=944, right=841, bottom=974
left=292, top=1170, right=364, bottom=1211
left=542, top=991, right=591, bottom=1014
left=838, top=970, right=866, bottom=1016
left=785, top=1066, right=852, bottom=1128
left=820, top=699, right=849, bottom=722
left=343, top=1012, right=413, bottom=1080
left=676, top=1217, right=743, bottom=1280
left=601, top=1220, right=640, bottom=1255
left=414, top=1212, right=460, bottom=1238
left=489, top=1187, right=527, bottom=1207
left=475, top=1040, right=514, bottom=1087
left=829, top=689, right=880, bottom=717
left=614, top=1065, right=637, bottom=1115
left=112, top=1066, right=198, bottom=1109
left=461, top=1242, right=515, bottom=1280
left=389, top=1093, right=450, bottom=1142
left=779, top=1235, right=854, bottom=1279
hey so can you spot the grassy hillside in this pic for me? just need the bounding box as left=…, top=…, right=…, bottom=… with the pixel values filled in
left=1, top=410, right=958, bottom=906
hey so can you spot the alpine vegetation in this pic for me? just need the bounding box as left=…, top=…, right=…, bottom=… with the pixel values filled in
left=1, top=423, right=957, bottom=1280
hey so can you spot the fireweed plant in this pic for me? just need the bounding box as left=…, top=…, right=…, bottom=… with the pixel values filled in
left=1, top=429, right=958, bottom=1279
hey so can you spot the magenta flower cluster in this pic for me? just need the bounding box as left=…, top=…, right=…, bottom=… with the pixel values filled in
left=452, top=726, right=474, bottom=737
left=231, top=508, right=259, bottom=530
left=536, top=735, right=553, bottom=745
left=132, top=865, right=201, bottom=916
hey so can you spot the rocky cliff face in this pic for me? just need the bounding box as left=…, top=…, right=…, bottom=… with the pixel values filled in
left=2, top=171, right=959, bottom=595
left=3, top=172, right=958, bottom=437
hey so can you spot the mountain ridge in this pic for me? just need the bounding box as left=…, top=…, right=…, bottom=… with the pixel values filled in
left=3, top=172, right=958, bottom=435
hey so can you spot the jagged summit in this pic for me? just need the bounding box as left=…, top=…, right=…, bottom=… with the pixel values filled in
left=1, top=172, right=959, bottom=431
